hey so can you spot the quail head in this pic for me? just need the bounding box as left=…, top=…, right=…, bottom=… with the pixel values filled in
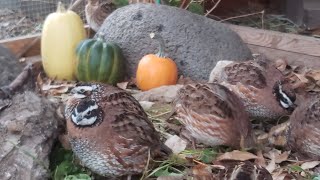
left=209, top=59, right=296, bottom=120
left=85, top=0, right=116, bottom=32
left=174, top=83, right=256, bottom=149
left=287, top=94, right=320, bottom=160
left=64, top=82, right=170, bottom=178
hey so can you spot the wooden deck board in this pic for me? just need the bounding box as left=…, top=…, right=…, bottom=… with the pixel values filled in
left=1, top=24, right=320, bottom=68
left=0, top=34, right=41, bottom=57
left=247, top=45, right=320, bottom=68
left=227, top=24, right=320, bottom=57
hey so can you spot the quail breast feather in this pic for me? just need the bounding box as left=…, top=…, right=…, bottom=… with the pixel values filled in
left=287, top=94, right=320, bottom=160
left=174, top=83, right=256, bottom=149
left=65, top=83, right=168, bottom=177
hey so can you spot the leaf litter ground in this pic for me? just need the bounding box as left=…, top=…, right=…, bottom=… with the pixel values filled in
left=35, top=58, right=320, bottom=180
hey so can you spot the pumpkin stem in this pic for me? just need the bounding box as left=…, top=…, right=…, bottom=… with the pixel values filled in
left=150, top=33, right=166, bottom=58
left=56, top=2, right=66, bottom=13
left=96, top=32, right=104, bottom=41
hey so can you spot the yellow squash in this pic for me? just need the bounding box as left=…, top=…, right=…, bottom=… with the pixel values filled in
left=41, top=2, right=86, bottom=80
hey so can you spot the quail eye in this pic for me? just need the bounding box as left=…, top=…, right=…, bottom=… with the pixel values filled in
left=281, top=97, right=288, bottom=104
left=87, top=111, right=92, bottom=115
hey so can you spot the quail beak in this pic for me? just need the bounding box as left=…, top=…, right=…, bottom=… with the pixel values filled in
left=76, top=116, right=83, bottom=123
left=72, top=93, right=87, bottom=99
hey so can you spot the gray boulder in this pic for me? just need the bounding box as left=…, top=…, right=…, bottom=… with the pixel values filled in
left=0, top=91, right=59, bottom=180
left=0, top=45, right=23, bottom=87
left=97, top=3, right=252, bottom=81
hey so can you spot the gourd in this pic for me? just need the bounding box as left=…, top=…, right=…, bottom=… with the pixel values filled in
left=41, top=2, right=86, bottom=80
left=136, top=33, right=178, bottom=91
left=75, top=37, right=126, bottom=85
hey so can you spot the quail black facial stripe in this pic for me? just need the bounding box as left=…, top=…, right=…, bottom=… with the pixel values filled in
left=277, top=82, right=294, bottom=108
left=76, top=100, right=97, bottom=112
left=71, top=100, right=102, bottom=126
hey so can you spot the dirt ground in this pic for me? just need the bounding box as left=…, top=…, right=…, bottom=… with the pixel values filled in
left=0, top=8, right=43, bottom=40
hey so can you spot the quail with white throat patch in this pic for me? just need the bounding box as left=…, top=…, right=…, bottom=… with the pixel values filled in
left=65, top=82, right=171, bottom=178
left=209, top=59, right=296, bottom=120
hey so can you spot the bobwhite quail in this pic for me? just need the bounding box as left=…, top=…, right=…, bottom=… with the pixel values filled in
left=85, top=0, right=117, bottom=32
left=287, top=94, right=320, bottom=160
left=209, top=59, right=296, bottom=120
left=174, top=83, right=256, bottom=149
left=215, top=160, right=273, bottom=180
left=85, top=0, right=165, bottom=32
left=64, top=82, right=170, bottom=178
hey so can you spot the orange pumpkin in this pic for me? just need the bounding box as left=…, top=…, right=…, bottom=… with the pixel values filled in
left=136, top=33, right=178, bottom=91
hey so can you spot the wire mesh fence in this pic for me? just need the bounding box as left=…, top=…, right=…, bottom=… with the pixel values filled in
left=0, top=0, right=86, bottom=40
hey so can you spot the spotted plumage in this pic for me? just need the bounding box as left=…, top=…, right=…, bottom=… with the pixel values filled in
left=174, top=83, right=256, bottom=149
left=85, top=0, right=116, bottom=32
left=287, top=94, right=320, bottom=160
left=65, top=83, right=169, bottom=178
left=209, top=59, right=296, bottom=120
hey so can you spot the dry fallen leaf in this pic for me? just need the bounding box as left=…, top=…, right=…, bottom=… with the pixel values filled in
left=117, top=81, right=129, bottom=90
left=48, top=85, right=70, bottom=95
left=275, top=151, right=290, bottom=164
left=294, top=72, right=309, bottom=84
left=191, top=164, right=215, bottom=180
left=36, top=73, right=45, bottom=90
left=216, top=150, right=258, bottom=161
left=301, top=161, right=320, bottom=170
left=255, top=150, right=267, bottom=167
left=274, top=59, right=287, bottom=72
left=272, top=172, right=287, bottom=180
left=139, top=101, right=155, bottom=111
left=36, top=73, right=76, bottom=96
left=265, top=149, right=291, bottom=174
left=266, top=151, right=277, bottom=173
left=164, top=135, right=187, bottom=154
left=306, top=69, right=320, bottom=81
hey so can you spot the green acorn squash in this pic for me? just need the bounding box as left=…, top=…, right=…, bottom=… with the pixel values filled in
left=75, top=38, right=126, bottom=85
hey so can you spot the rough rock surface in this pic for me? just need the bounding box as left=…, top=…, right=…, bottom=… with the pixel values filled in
left=98, top=4, right=252, bottom=81
left=0, top=45, right=23, bottom=86
left=0, top=91, right=59, bottom=180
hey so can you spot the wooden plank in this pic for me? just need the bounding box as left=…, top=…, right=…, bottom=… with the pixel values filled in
left=1, top=24, right=320, bottom=69
left=0, top=25, right=93, bottom=58
left=0, top=34, right=41, bottom=57
left=247, top=45, right=320, bottom=68
left=227, top=24, right=320, bottom=57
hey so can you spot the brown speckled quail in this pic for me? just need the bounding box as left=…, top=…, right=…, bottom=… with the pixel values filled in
left=216, top=160, right=273, bottom=180
left=174, top=83, right=256, bottom=149
left=64, top=83, right=170, bottom=178
left=85, top=0, right=116, bottom=32
left=287, top=94, right=320, bottom=160
left=209, top=59, right=296, bottom=120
